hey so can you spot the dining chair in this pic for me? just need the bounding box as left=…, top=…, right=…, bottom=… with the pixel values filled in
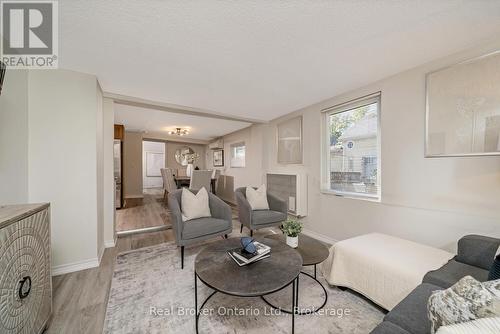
left=161, top=168, right=178, bottom=203
left=177, top=168, right=187, bottom=177
left=189, top=170, right=213, bottom=192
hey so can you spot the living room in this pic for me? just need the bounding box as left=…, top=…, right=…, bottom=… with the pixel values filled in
left=1, top=1, right=500, bottom=334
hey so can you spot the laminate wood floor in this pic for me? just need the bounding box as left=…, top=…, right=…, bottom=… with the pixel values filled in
left=116, top=188, right=170, bottom=232
left=46, top=202, right=259, bottom=334
left=47, top=229, right=175, bottom=334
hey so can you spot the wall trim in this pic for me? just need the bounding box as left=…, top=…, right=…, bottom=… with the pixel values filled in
left=302, top=228, right=338, bottom=246
left=104, top=238, right=116, bottom=248
left=52, top=257, right=99, bottom=276
left=98, top=245, right=105, bottom=265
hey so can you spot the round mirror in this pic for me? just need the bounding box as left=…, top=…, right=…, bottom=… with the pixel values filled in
left=174, top=146, right=195, bottom=166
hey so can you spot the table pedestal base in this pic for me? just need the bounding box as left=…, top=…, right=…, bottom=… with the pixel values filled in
left=261, top=264, right=328, bottom=315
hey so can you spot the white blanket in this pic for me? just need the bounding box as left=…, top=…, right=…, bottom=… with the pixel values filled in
left=320, top=233, right=454, bottom=310
left=436, top=317, right=500, bottom=334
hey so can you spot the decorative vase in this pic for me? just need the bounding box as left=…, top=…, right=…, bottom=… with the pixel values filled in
left=286, top=235, right=298, bottom=248
left=186, top=163, right=194, bottom=177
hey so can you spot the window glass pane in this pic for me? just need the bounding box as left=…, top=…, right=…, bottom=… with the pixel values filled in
left=328, top=101, right=379, bottom=197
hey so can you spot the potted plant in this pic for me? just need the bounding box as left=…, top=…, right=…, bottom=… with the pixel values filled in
left=281, top=219, right=303, bottom=248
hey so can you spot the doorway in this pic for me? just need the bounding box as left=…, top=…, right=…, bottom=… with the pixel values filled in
left=116, top=140, right=170, bottom=236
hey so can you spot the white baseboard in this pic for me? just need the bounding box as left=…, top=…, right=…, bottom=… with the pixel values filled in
left=104, top=238, right=116, bottom=248
left=52, top=258, right=99, bottom=276
left=98, top=245, right=105, bottom=264
left=302, top=228, right=338, bottom=246
left=125, top=194, right=144, bottom=199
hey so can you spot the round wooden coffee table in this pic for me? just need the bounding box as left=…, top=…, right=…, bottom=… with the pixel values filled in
left=263, top=233, right=330, bottom=315
left=194, top=238, right=302, bottom=333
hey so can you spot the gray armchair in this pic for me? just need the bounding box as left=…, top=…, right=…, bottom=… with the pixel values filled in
left=168, top=189, right=232, bottom=269
left=235, top=187, right=288, bottom=237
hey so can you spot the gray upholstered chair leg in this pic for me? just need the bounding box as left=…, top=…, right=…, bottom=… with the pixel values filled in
left=250, top=230, right=253, bottom=237
left=224, top=234, right=228, bottom=239
left=181, top=246, right=184, bottom=269
left=240, top=224, right=243, bottom=233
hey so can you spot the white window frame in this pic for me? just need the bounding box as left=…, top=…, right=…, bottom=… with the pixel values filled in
left=230, top=142, right=246, bottom=168
left=321, top=92, right=381, bottom=201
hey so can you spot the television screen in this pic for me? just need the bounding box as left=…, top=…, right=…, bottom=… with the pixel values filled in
left=0, top=61, right=5, bottom=96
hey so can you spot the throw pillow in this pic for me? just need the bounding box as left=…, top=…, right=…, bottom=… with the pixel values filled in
left=181, top=187, right=211, bottom=222
left=246, top=185, right=269, bottom=210
left=428, top=276, right=500, bottom=334
left=489, top=254, right=500, bottom=281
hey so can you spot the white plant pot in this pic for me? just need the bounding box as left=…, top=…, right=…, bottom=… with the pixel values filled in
left=186, top=164, right=194, bottom=177
left=286, top=236, right=298, bottom=248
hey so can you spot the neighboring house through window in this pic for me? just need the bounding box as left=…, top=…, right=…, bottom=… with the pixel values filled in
left=322, top=93, right=381, bottom=199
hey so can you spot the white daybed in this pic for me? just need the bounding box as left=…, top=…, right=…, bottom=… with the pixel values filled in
left=320, top=233, right=454, bottom=310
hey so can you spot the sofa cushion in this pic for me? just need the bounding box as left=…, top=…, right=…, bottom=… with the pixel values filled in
left=456, top=235, right=500, bottom=270
left=384, top=283, right=443, bottom=334
left=182, top=217, right=230, bottom=240
left=251, top=210, right=286, bottom=226
left=423, top=259, right=489, bottom=288
left=370, top=321, right=411, bottom=334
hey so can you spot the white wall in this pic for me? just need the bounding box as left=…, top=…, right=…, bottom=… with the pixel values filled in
left=28, top=70, right=102, bottom=270
left=103, top=98, right=116, bottom=247
left=248, top=41, right=500, bottom=252
left=142, top=140, right=165, bottom=189
left=0, top=70, right=29, bottom=204
left=207, top=125, right=268, bottom=202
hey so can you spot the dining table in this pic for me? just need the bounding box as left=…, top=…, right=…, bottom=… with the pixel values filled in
left=174, top=176, right=217, bottom=194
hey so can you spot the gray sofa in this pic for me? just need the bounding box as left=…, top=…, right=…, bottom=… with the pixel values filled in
left=370, top=235, right=500, bottom=334
left=168, top=189, right=233, bottom=269
left=235, top=187, right=288, bottom=236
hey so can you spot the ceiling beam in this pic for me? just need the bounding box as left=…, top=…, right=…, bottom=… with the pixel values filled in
left=104, top=92, right=265, bottom=124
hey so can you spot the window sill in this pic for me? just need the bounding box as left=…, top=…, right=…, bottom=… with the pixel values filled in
left=320, top=189, right=380, bottom=202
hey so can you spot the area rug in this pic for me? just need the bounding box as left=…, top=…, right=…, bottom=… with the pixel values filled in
left=103, top=241, right=384, bottom=333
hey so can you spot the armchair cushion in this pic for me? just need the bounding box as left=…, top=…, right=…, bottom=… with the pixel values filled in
left=181, top=187, right=211, bottom=222
left=246, top=184, right=269, bottom=210
left=182, top=217, right=231, bottom=240
left=252, top=210, right=287, bottom=226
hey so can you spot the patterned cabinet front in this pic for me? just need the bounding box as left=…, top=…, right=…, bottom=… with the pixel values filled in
left=0, top=205, right=51, bottom=334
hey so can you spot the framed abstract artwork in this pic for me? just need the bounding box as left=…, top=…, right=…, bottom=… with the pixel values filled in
left=277, top=116, right=303, bottom=164
left=425, top=51, right=500, bottom=157
left=213, top=149, right=224, bottom=167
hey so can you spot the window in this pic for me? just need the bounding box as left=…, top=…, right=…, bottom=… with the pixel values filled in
left=323, top=93, right=380, bottom=199
left=230, top=142, right=246, bottom=168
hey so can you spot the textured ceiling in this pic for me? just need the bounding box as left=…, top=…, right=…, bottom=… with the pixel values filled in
left=114, top=104, right=250, bottom=141
left=60, top=1, right=500, bottom=121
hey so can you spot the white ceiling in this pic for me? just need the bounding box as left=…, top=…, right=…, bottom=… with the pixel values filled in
left=114, top=104, right=251, bottom=141
left=60, top=1, right=500, bottom=121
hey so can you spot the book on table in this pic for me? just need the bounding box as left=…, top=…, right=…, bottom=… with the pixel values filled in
left=227, top=241, right=271, bottom=266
